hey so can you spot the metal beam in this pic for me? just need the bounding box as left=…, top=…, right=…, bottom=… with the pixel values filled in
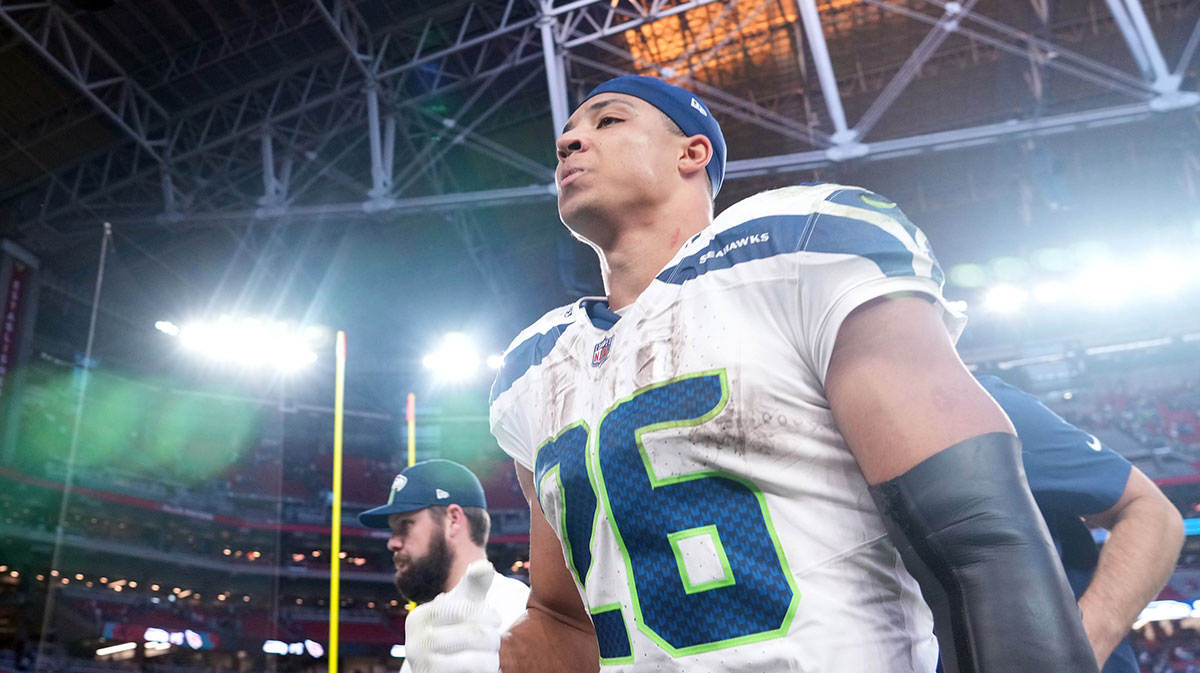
left=854, top=0, right=980, bottom=140
left=11, top=0, right=718, bottom=230
left=539, top=1, right=570, bottom=138
left=147, top=2, right=325, bottom=87
left=1114, top=0, right=1173, bottom=88
left=5, top=56, right=365, bottom=223
left=1103, top=0, right=1156, bottom=79
left=921, top=0, right=1148, bottom=91
left=311, top=0, right=375, bottom=78
left=569, top=49, right=830, bottom=148
left=662, top=0, right=740, bottom=72
left=375, top=0, right=538, bottom=82
left=86, top=95, right=1199, bottom=230
left=282, top=130, right=370, bottom=208
left=869, top=0, right=1154, bottom=100
left=21, top=0, right=1191, bottom=238
left=795, top=0, right=860, bottom=153
left=0, top=100, right=99, bottom=167
left=7, top=52, right=550, bottom=233
left=389, top=66, right=544, bottom=199
left=1174, top=16, right=1200, bottom=78
left=0, top=2, right=169, bottom=162
left=726, top=99, right=1190, bottom=177
left=428, top=159, right=513, bottom=305
left=556, top=0, right=725, bottom=49
left=366, top=85, right=392, bottom=200
left=257, top=132, right=290, bottom=211
left=100, top=184, right=559, bottom=228
left=413, top=108, right=554, bottom=182
left=667, top=0, right=769, bottom=79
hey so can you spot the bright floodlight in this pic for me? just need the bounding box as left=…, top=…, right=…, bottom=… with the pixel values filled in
left=1075, top=262, right=1131, bottom=307
left=154, top=320, right=180, bottom=336
left=422, top=333, right=503, bottom=381
left=423, top=332, right=481, bottom=382
left=982, top=284, right=1028, bottom=314
left=167, top=315, right=318, bottom=370
left=1032, top=281, right=1070, bottom=304
left=1138, top=252, right=1192, bottom=297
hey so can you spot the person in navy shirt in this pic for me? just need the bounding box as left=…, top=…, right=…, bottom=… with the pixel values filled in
left=978, top=375, right=1183, bottom=672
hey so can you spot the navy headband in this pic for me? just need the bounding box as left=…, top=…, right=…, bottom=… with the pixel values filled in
left=581, top=75, right=726, bottom=197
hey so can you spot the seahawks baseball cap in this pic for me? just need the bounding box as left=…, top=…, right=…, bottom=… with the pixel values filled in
left=581, top=74, right=727, bottom=197
left=358, top=459, right=487, bottom=529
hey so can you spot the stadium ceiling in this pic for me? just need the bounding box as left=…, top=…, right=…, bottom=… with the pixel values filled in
left=1, top=0, right=1198, bottom=382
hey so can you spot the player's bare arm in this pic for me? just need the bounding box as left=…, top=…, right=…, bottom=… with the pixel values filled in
left=825, top=293, right=1013, bottom=483
left=1078, top=466, right=1184, bottom=667
left=826, top=293, right=1098, bottom=673
left=499, top=464, right=600, bottom=673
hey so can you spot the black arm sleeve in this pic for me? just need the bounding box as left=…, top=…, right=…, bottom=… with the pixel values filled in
left=868, top=432, right=1098, bottom=673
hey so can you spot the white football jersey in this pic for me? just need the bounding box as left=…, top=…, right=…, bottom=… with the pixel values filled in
left=489, top=184, right=963, bottom=672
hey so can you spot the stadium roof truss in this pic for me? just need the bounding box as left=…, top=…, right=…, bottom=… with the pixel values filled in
left=0, top=0, right=1197, bottom=265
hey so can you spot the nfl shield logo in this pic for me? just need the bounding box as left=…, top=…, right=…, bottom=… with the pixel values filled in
left=592, top=335, right=612, bottom=367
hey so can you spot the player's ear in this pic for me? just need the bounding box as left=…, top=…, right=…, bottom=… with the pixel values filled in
left=679, top=134, right=713, bottom=180
left=444, top=504, right=466, bottom=537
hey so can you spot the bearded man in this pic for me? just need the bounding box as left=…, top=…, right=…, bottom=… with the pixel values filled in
left=358, top=459, right=530, bottom=672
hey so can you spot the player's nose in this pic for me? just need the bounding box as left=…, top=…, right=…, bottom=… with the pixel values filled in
left=555, top=131, right=585, bottom=161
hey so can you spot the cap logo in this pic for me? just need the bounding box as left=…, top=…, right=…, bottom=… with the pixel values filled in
left=436, top=489, right=450, bottom=499
left=690, top=97, right=707, bottom=116
left=387, top=475, right=408, bottom=504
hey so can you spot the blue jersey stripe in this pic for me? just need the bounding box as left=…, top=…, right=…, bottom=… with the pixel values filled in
left=803, top=213, right=919, bottom=280
left=822, top=189, right=944, bottom=286
left=490, top=322, right=572, bottom=403
left=655, top=215, right=808, bottom=284
left=656, top=211, right=940, bottom=285
left=825, top=189, right=921, bottom=241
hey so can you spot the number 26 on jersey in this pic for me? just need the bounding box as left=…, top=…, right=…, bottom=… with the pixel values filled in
left=534, top=370, right=798, bottom=664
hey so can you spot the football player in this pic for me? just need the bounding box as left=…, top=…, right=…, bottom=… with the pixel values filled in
left=404, top=75, right=1099, bottom=673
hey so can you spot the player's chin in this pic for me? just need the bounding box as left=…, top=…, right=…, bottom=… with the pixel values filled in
left=557, top=192, right=590, bottom=225
left=556, top=184, right=581, bottom=210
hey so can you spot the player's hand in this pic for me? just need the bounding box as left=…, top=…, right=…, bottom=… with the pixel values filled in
left=404, top=560, right=501, bottom=673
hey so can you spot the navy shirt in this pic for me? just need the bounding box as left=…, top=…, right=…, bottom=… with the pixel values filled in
left=978, top=375, right=1136, bottom=673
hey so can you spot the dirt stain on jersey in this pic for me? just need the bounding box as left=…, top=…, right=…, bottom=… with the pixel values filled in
left=632, top=299, right=680, bottom=389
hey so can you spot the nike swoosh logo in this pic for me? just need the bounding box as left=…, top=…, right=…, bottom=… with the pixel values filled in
left=1086, top=435, right=1102, bottom=452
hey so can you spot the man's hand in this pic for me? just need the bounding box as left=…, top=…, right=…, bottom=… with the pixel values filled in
left=405, top=560, right=501, bottom=673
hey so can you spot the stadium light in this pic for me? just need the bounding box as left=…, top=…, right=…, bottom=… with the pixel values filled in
left=96, top=643, right=137, bottom=657
left=954, top=245, right=1200, bottom=316
left=1032, top=281, right=1070, bottom=304
left=1137, top=252, right=1192, bottom=297
left=422, top=332, right=502, bottom=382
left=1074, top=262, right=1132, bottom=308
left=154, top=321, right=180, bottom=336
left=982, top=284, right=1028, bottom=314
left=158, top=315, right=318, bottom=370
